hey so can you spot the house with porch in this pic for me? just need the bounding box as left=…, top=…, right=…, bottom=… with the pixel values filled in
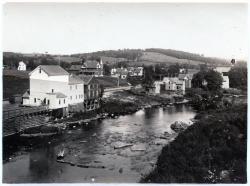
left=81, top=59, right=103, bottom=77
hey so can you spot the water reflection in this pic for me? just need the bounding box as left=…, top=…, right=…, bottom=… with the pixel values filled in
left=3, top=105, right=196, bottom=183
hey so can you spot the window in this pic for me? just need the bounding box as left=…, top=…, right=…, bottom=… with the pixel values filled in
left=64, top=99, right=65, bottom=104
left=52, top=89, right=54, bottom=93
left=34, top=98, right=36, bottom=103
left=75, top=85, right=77, bottom=89
left=59, top=100, right=61, bottom=104
left=47, top=99, right=50, bottom=105
left=39, top=68, right=41, bottom=73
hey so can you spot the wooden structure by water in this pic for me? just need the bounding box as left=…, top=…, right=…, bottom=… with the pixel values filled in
left=3, top=105, right=51, bottom=137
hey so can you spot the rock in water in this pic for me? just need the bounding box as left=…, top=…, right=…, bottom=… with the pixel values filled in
left=119, top=168, right=123, bottom=173
left=170, top=121, right=188, bottom=133
left=57, top=149, right=65, bottom=160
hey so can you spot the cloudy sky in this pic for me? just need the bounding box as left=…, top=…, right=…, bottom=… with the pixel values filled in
left=3, top=3, right=248, bottom=60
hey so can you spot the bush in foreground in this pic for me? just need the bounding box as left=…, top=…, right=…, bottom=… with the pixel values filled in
left=141, top=104, right=247, bottom=183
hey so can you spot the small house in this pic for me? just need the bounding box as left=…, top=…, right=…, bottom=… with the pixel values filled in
left=214, top=66, right=231, bottom=89
left=17, top=61, right=26, bottom=71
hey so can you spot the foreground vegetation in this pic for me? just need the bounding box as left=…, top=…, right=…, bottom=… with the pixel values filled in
left=142, top=102, right=247, bottom=183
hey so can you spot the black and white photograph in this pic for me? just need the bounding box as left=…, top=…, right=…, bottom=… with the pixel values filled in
left=2, top=1, right=248, bottom=184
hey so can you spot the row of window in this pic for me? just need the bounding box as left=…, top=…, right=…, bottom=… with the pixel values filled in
left=59, top=99, right=66, bottom=105
left=70, top=85, right=78, bottom=90
left=33, top=94, right=84, bottom=105
left=69, top=94, right=84, bottom=100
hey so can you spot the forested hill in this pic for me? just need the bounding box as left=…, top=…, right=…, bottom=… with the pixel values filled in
left=144, top=48, right=228, bottom=65
left=3, top=48, right=240, bottom=68
left=71, top=48, right=231, bottom=66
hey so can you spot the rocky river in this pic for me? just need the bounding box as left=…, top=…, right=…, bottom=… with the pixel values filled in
left=3, top=104, right=196, bottom=183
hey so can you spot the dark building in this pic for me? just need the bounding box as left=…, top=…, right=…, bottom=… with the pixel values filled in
left=78, top=75, right=102, bottom=111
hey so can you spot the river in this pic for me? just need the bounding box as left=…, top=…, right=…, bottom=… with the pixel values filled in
left=3, top=104, right=196, bottom=183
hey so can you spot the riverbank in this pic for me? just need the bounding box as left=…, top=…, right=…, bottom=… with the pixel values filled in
left=141, top=103, right=247, bottom=183
left=3, top=105, right=196, bottom=183
left=3, top=90, right=188, bottom=161
left=54, top=90, right=186, bottom=124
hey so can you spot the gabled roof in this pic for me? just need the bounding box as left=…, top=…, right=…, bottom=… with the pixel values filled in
left=78, top=75, right=94, bottom=85
left=69, top=75, right=83, bottom=85
left=30, top=65, right=69, bottom=76
left=82, top=60, right=100, bottom=69
left=178, top=73, right=193, bottom=80
left=22, top=90, right=30, bottom=98
left=46, top=92, right=67, bottom=98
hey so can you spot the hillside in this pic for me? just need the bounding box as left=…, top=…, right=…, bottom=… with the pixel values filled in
left=3, top=48, right=236, bottom=68
left=52, top=56, right=82, bottom=63
left=136, top=51, right=205, bottom=66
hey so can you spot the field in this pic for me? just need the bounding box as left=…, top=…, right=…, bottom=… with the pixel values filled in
left=133, top=52, right=206, bottom=66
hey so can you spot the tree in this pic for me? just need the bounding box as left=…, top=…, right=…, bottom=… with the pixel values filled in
left=192, top=72, right=205, bottom=88
left=142, top=65, right=154, bottom=87
left=204, top=70, right=223, bottom=91
left=26, top=59, right=37, bottom=70
left=167, top=64, right=180, bottom=76
left=228, top=66, right=247, bottom=90
left=60, top=62, right=71, bottom=69
left=192, top=70, right=223, bottom=92
left=103, top=64, right=111, bottom=75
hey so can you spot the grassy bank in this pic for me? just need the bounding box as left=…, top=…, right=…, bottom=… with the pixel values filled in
left=99, top=90, right=172, bottom=115
left=141, top=104, right=247, bottom=183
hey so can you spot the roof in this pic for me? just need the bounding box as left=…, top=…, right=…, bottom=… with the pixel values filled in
left=31, top=65, right=69, bottom=76
left=19, top=61, right=26, bottom=65
left=178, top=73, right=193, bottom=80
left=69, top=75, right=83, bottom=85
left=175, top=80, right=184, bottom=85
left=46, top=92, right=67, bottom=98
left=215, top=66, right=231, bottom=73
left=78, top=75, right=94, bottom=85
left=82, top=60, right=100, bottom=69
left=22, top=90, right=30, bottom=98
left=69, top=65, right=82, bottom=71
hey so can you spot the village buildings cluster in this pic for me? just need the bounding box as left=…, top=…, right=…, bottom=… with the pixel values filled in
left=149, top=69, right=197, bottom=95
left=111, top=66, right=144, bottom=79
left=15, top=56, right=233, bottom=116
left=22, top=65, right=102, bottom=116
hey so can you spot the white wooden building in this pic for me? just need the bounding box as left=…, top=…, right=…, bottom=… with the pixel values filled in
left=22, top=65, right=84, bottom=114
left=214, top=66, right=231, bottom=89
left=17, top=61, right=26, bottom=71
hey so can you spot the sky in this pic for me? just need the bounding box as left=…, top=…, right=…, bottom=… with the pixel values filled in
left=3, top=3, right=248, bottom=60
